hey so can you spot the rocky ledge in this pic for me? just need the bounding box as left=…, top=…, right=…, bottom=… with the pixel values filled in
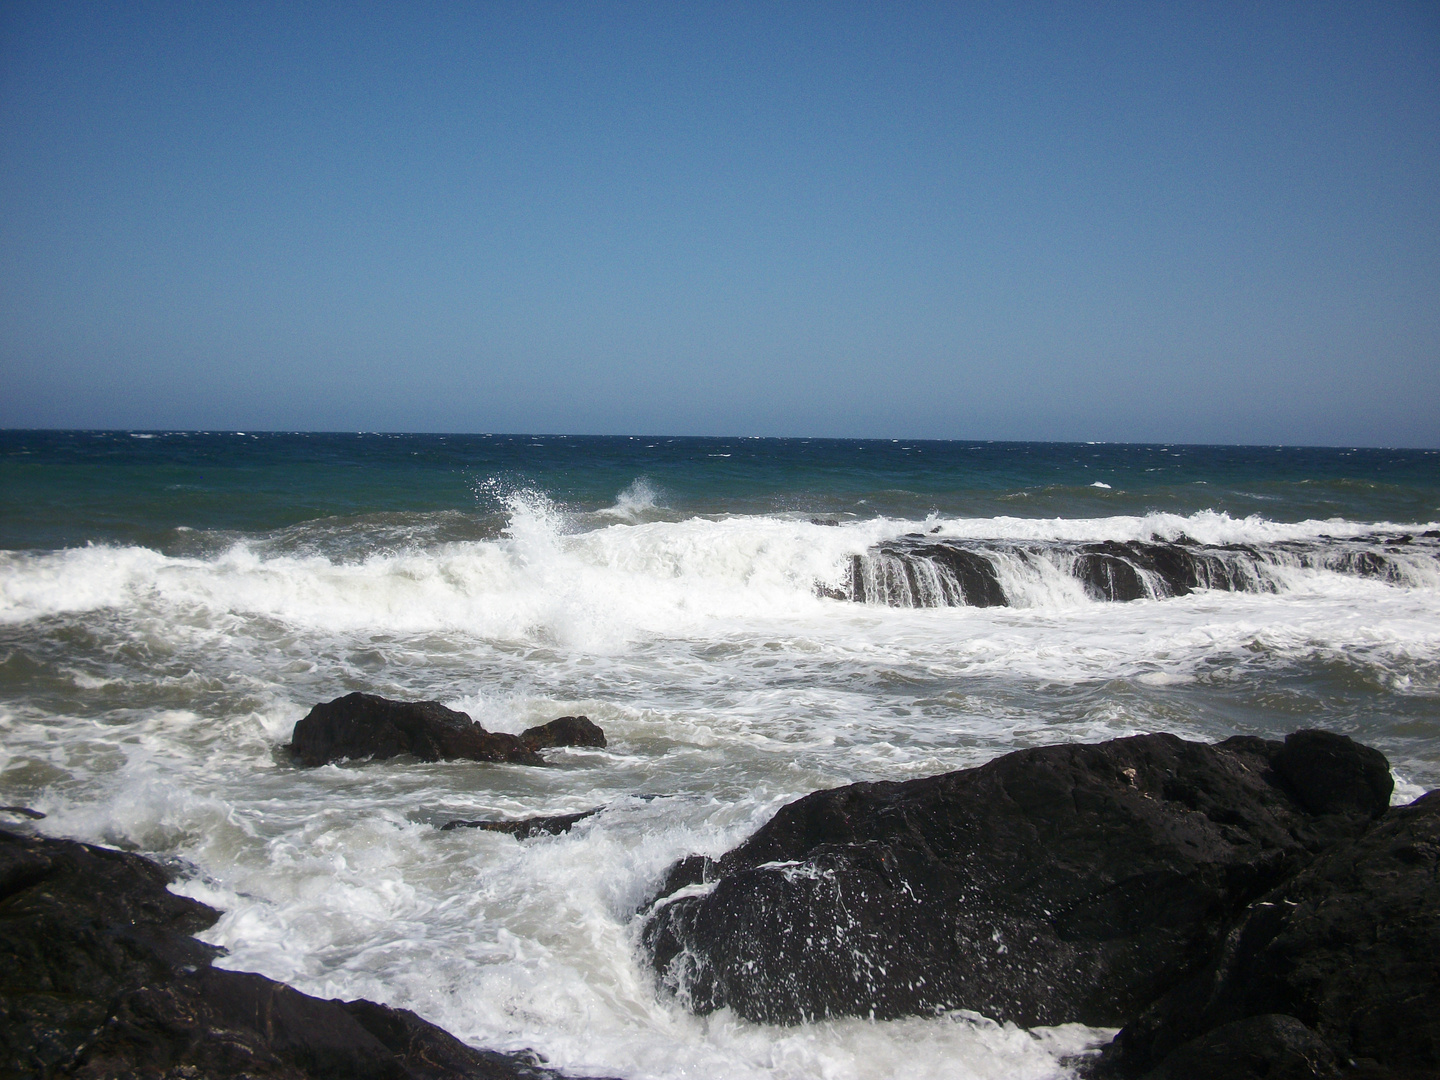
left=640, top=730, right=1437, bottom=1078
left=288, top=693, right=606, bottom=768
left=0, top=828, right=613, bottom=1080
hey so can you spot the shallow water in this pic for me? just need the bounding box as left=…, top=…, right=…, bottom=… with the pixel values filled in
left=2, top=433, right=1437, bottom=1079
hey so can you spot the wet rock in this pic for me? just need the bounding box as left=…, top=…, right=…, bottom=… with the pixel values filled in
left=1074, top=545, right=1151, bottom=602
left=289, top=693, right=545, bottom=767
left=923, top=545, right=1008, bottom=606
left=842, top=533, right=1440, bottom=608
left=441, top=810, right=599, bottom=838
left=641, top=731, right=1390, bottom=1027
left=520, top=716, right=607, bottom=752
left=0, top=806, right=45, bottom=819
left=1093, top=791, right=1440, bottom=1079
left=1123, top=1014, right=1341, bottom=1080
left=0, top=828, right=612, bottom=1079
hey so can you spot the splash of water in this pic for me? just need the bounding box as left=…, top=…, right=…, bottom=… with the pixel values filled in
left=599, top=478, right=662, bottom=521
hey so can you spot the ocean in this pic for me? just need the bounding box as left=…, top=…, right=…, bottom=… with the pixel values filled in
left=2, top=431, right=1438, bottom=1079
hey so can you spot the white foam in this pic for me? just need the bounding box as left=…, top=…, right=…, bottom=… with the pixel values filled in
left=917, top=509, right=1437, bottom=546
left=3, top=501, right=1437, bottom=1079
left=1, top=509, right=1436, bottom=666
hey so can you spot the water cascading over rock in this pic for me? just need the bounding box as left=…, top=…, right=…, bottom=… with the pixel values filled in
left=840, top=532, right=1440, bottom=608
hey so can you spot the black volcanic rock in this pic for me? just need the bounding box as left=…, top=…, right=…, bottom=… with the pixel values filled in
left=1270, top=729, right=1393, bottom=819
left=441, top=810, right=599, bottom=838
left=290, top=693, right=547, bottom=767
left=0, top=828, right=611, bottom=1079
left=1115, top=1014, right=1342, bottom=1080
left=641, top=731, right=1391, bottom=1028
left=1093, top=791, right=1440, bottom=1079
left=520, top=716, right=607, bottom=752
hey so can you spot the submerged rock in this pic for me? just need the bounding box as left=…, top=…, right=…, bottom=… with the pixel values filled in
left=1093, top=790, right=1440, bottom=1079
left=0, top=829, right=611, bottom=1079
left=441, top=810, right=600, bottom=838
left=288, top=693, right=606, bottom=768
left=640, top=730, right=1393, bottom=1028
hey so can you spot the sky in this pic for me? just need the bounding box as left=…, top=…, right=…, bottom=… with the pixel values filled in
left=1, top=2, right=1437, bottom=444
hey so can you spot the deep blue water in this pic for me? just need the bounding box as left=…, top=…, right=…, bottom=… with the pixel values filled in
left=3, top=430, right=1437, bottom=552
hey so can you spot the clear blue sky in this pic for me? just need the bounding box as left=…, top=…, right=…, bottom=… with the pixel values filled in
left=2, top=2, right=1437, bottom=444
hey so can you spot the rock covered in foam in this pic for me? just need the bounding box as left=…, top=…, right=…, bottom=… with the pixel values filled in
left=640, top=730, right=1394, bottom=1029
left=288, top=693, right=606, bottom=768
left=0, top=829, right=609, bottom=1079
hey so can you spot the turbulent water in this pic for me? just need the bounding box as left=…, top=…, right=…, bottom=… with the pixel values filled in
left=2, top=432, right=1438, bottom=1080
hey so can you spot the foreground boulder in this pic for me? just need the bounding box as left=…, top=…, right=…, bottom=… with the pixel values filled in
left=0, top=828, right=611, bottom=1079
left=1092, top=790, right=1440, bottom=1079
left=641, top=730, right=1393, bottom=1028
left=288, top=693, right=605, bottom=768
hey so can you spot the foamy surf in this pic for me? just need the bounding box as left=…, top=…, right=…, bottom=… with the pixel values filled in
left=2, top=506, right=1436, bottom=634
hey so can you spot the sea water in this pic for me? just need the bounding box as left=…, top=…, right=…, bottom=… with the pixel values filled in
left=2, top=432, right=1437, bottom=1079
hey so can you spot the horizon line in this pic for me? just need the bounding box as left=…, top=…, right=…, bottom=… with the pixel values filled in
left=3, top=428, right=1438, bottom=452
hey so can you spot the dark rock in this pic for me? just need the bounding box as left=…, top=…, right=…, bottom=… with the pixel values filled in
left=1271, top=729, right=1392, bottom=818
left=0, top=806, right=45, bottom=820
left=0, top=828, right=613, bottom=1079
left=519, top=716, right=607, bottom=752
left=1129, top=1014, right=1341, bottom=1080
left=641, top=732, right=1388, bottom=1027
left=289, top=693, right=544, bottom=767
left=1094, top=791, right=1440, bottom=1079
left=441, top=810, right=599, bottom=838
left=649, top=854, right=720, bottom=901
left=1074, top=545, right=1151, bottom=602
left=920, top=545, right=1007, bottom=606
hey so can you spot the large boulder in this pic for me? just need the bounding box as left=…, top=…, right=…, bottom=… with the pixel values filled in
left=1093, top=790, right=1440, bottom=1079
left=288, top=694, right=606, bottom=768
left=640, top=731, right=1391, bottom=1027
left=0, top=828, right=611, bottom=1079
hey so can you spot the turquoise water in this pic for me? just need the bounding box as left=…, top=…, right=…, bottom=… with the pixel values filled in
left=1, top=431, right=1438, bottom=1080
